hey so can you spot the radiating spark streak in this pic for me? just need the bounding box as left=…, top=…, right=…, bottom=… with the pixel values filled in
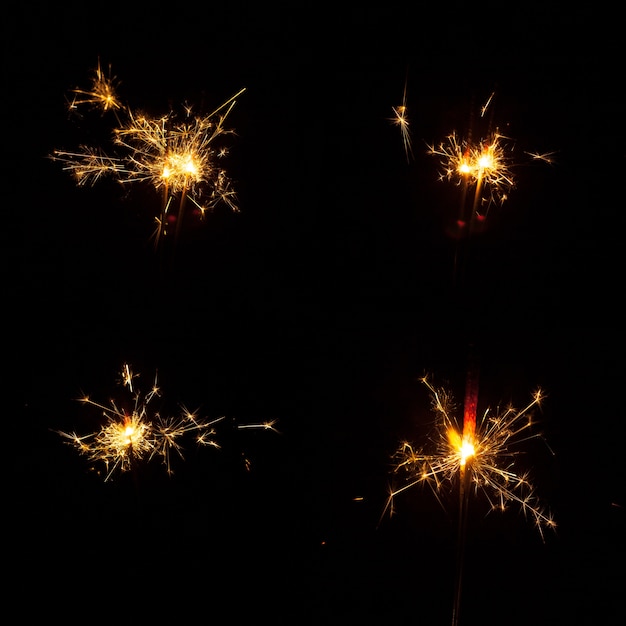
left=462, top=361, right=479, bottom=447
left=381, top=376, right=556, bottom=540
left=52, top=148, right=128, bottom=186
left=54, top=364, right=275, bottom=481
left=121, top=362, right=137, bottom=392
left=237, top=419, right=280, bottom=432
left=480, top=92, right=495, bottom=118
left=525, top=151, right=557, bottom=165
left=391, top=76, right=413, bottom=161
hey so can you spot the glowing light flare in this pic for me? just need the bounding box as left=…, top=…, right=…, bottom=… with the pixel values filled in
left=447, top=428, right=475, bottom=467
left=382, top=377, right=556, bottom=540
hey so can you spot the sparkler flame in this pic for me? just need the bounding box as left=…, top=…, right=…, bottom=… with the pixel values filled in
left=55, top=364, right=278, bottom=481
left=382, top=376, right=556, bottom=540
left=427, top=131, right=516, bottom=214
left=51, top=62, right=245, bottom=248
left=426, top=91, right=556, bottom=239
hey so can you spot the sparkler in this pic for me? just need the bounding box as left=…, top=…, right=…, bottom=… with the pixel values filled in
left=381, top=370, right=555, bottom=623
left=426, top=91, right=555, bottom=239
left=425, top=91, right=556, bottom=293
left=51, top=61, right=245, bottom=249
left=382, top=373, right=556, bottom=532
left=427, top=129, right=515, bottom=224
left=55, top=363, right=277, bottom=482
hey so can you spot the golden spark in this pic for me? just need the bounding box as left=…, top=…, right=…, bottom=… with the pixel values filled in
left=67, top=58, right=122, bottom=114
left=391, top=76, right=413, bottom=162
left=480, top=91, right=495, bottom=118
left=525, top=151, right=557, bottom=165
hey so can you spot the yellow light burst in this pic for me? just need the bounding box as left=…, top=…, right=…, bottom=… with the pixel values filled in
left=382, top=376, right=556, bottom=540
left=113, top=102, right=241, bottom=211
left=50, top=62, right=245, bottom=248
left=427, top=131, right=515, bottom=212
left=55, top=364, right=277, bottom=481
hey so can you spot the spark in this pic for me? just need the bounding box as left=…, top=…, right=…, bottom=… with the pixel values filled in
left=237, top=419, right=280, bottom=432
left=480, top=91, right=494, bottom=118
left=525, top=150, right=557, bottom=165
left=55, top=364, right=276, bottom=481
left=391, top=75, right=413, bottom=161
left=67, top=58, right=122, bottom=113
left=50, top=62, right=245, bottom=248
left=51, top=147, right=126, bottom=186
left=382, top=376, right=556, bottom=541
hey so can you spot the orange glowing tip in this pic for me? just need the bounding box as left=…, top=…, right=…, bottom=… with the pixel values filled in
left=121, top=415, right=139, bottom=444
left=462, top=360, right=479, bottom=443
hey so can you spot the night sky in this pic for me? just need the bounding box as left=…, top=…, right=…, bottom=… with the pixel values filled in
left=6, top=4, right=625, bottom=625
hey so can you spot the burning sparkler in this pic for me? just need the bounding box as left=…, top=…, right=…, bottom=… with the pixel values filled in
left=381, top=371, right=555, bottom=624
left=427, top=130, right=515, bottom=219
left=382, top=374, right=555, bottom=536
left=51, top=61, right=245, bottom=249
left=55, top=363, right=277, bottom=482
left=426, top=91, right=556, bottom=239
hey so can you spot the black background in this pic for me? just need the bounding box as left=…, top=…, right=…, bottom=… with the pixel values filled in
left=5, top=3, right=625, bottom=624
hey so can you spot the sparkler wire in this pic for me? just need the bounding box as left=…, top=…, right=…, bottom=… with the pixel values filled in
left=452, top=354, right=480, bottom=626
